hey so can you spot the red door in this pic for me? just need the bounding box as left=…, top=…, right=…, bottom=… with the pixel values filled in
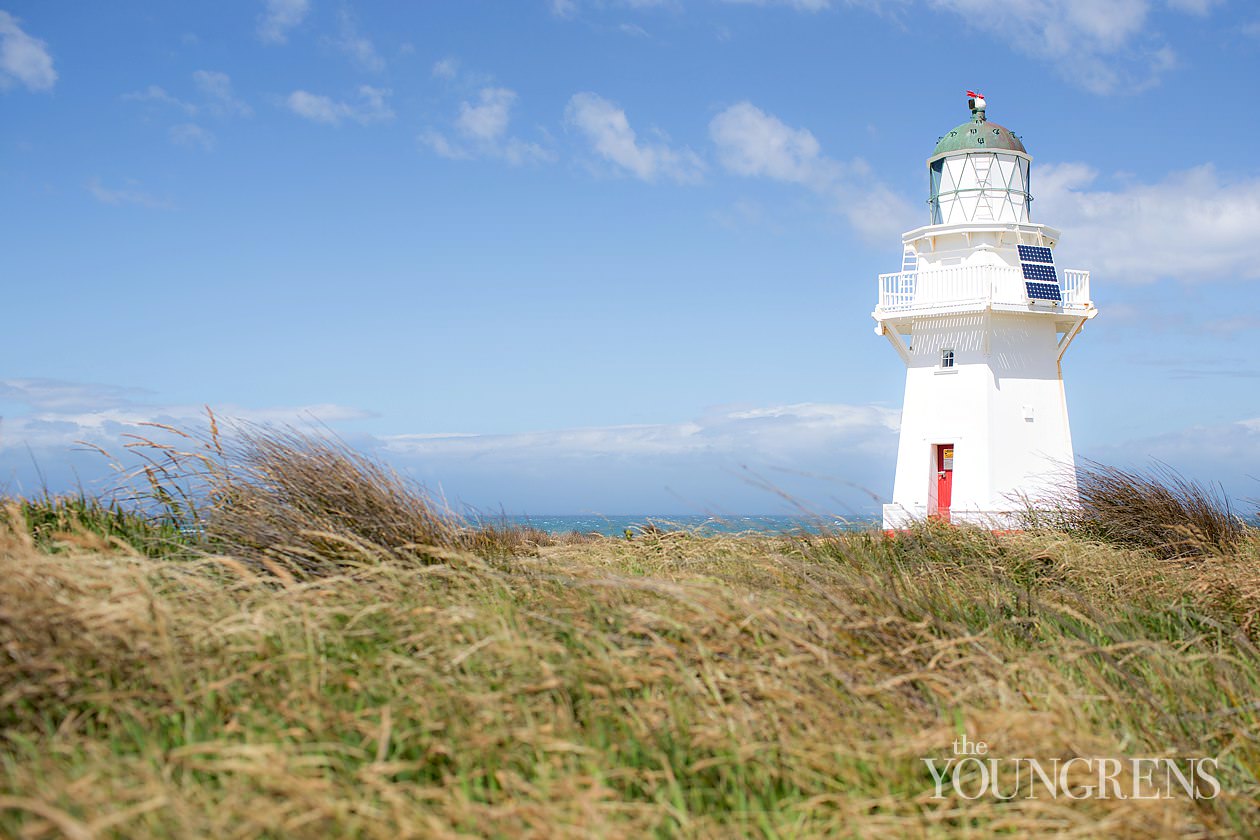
left=936, top=444, right=954, bottom=522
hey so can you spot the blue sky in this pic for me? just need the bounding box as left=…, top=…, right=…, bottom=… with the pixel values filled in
left=3, top=0, right=1260, bottom=516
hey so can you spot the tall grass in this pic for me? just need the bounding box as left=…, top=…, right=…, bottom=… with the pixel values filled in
left=1027, top=460, right=1245, bottom=560
left=3, top=494, right=185, bottom=556
left=1, top=426, right=1258, bottom=836
left=109, top=416, right=549, bottom=573
left=202, top=425, right=462, bottom=571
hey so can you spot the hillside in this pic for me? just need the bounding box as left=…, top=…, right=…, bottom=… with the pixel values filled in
left=1, top=430, right=1258, bottom=837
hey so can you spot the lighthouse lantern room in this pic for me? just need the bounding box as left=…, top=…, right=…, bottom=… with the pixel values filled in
left=875, top=93, right=1097, bottom=529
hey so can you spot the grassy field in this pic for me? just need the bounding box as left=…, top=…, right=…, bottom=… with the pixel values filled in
left=1, top=426, right=1258, bottom=837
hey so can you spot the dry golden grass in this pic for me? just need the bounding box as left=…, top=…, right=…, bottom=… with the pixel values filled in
left=1027, top=460, right=1246, bottom=561
left=2, top=426, right=1258, bottom=837
left=2, top=505, right=1258, bottom=837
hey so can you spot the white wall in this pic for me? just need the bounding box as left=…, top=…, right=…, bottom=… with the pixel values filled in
left=984, top=317, right=1075, bottom=506
left=888, top=311, right=1075, bottom=523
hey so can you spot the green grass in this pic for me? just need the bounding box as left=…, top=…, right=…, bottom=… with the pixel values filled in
left=5, top=494, right=188, bottom=557
left=1, top=427, right=1257, bottom=837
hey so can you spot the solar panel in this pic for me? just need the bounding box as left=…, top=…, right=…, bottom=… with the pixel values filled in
left=1018, top=245, right=1053, bottom=263
left=1025, top=282, right=1062, bottom=302
left=1021, top=262, right=1058, bottom=282
left=1018, top=244, right=1061, bottom=303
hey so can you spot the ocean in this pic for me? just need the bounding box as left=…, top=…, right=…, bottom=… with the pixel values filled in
left=488, top=514, right=879, bottom=537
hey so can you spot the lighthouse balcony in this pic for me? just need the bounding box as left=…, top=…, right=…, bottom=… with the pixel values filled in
left=874, top=264, right=1092, bottom=320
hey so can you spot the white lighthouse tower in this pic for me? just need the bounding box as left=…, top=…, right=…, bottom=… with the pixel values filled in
left=876, top=92, right=1097, bottom=529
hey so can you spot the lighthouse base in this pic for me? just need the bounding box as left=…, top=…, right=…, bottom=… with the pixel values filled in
left=882, top=503, right=1024, bottom=531
left=884, top=311, right=1079, bottom=531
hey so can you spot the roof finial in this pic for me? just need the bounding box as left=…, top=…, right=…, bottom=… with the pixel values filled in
left=966, top=90, right=987, bottom=122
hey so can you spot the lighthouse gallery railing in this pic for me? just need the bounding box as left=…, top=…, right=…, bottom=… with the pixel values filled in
left=876, top=265, right=1091, bottom=314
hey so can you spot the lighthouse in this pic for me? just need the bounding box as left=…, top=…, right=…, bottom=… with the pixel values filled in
left=875, top=93, right=1097, bottom=529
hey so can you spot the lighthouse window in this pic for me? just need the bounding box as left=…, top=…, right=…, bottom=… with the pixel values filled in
left=941, top=349, right=955, bottom=369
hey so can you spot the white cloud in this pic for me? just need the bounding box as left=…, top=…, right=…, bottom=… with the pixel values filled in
left=946, top=0, right=1148, bottom=49
left=0, top=379, right=150, bottom=413
left=0, top=377, right=373, bottom=458
left=258, top=0, right=310, bottom=44
left=1087, top=417, right=1260, bottom=505
left=0, top=11, right=56, bottom=92
left=169, top=123, right=216, bottom=151
left=122, top=85, right=198, bottom=114
left=709, top=101, right=915, bottom=240
left=457, top=87, right=515, bottom=141
left=721, top=0, right=834, bottom=9
left=380, top=401, right=900, bottom=513
left=287, top=91, right=342, bottom=124
left=930, top=0, right=1169, bottom=94
left=494, top=138, right=553, bottom=172
left=193, top=70, right=252, bottom=117
left=1035, top=162, right=1260, bottom=284
left=1165, top=0, right=1221, bottom=14
left=286, top=86, right=394, bottom=126
left=720, top=0, right=1220, bottom=95
left=332, top=10, right=384, bottom=72
left=124, top=72, right=247, bottom=150
left=0, top=385, right=897, bottom=513
left=422, top=86, right=554, bottom=165
left=710, top=101, right=832, bottom=184
left=384, top=402, right=899, bottom=461
left=550, top=0, right=679, bottom=14
left=4, top=405, right=369, bottom=454
left=125, top=72, right=250, bottom=120
left=86, top=178, right=172, bottom=210
left=0, top=395, right=365, bottom=500
left=1204, top=316, right=1260, bottom=337
left=431, top=57, right=458, bottom=79
left=418, top=130, right=470, bottom=160
left=565, top=92, right=704, bottom=184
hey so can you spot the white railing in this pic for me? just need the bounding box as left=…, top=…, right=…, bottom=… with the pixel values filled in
left=876, top=265, right=1092, bottom=315
left=877, top=265, right=993, bottom=312
left=880, top=271, right=917, bottom=310
left=1061, top=269, right=1090, bottom=307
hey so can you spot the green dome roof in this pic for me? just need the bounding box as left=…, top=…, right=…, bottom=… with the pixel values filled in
left=933, top=112, right=1026, bottom=156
